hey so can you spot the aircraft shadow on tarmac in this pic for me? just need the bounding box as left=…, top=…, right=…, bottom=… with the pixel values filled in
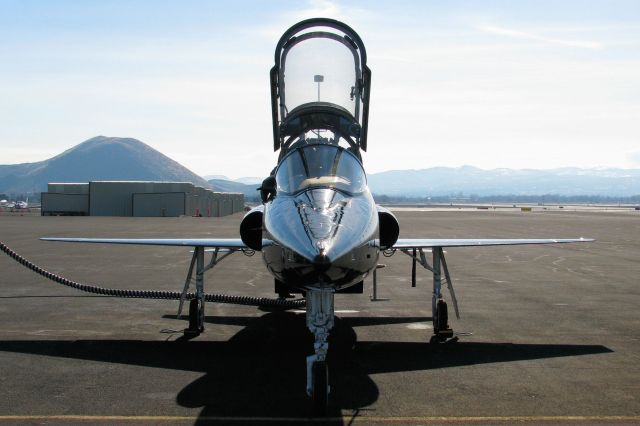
left=0, top=312, right=612, bottom=421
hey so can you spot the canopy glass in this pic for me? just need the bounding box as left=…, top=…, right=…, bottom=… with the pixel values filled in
left=282, top=36, right=358, bottom=117
left=275, top=144, right=366, bottom=195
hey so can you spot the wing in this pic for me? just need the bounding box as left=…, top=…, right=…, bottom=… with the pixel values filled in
left=40, top=237, right=273, bottom=249
left=393, top=237, right=593, bottom=249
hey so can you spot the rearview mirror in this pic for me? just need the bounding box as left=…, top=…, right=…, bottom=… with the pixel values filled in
left=258, top=176, right=277, bottom=203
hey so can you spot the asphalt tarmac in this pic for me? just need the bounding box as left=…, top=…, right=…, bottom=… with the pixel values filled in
left=0, top=210, right=638, bottom=424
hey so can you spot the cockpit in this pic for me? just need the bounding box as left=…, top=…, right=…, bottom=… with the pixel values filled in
left=275, top=144, right=366, bottom=195
left=270, top=18, right=371, bottom=156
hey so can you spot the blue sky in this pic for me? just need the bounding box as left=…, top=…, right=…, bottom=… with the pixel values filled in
left=1, top=0, right=639, bottom=178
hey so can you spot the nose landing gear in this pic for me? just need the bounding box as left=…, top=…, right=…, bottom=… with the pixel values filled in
left=305, top=287, right=334, bottom=415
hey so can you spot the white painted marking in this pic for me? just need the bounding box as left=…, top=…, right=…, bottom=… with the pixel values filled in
left=27, top=329, right=112, bottom=337
left=407, top=322, right=432, bottom=330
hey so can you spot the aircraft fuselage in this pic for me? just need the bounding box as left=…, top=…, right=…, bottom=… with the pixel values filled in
left=262, top=186, right=379, bottom=291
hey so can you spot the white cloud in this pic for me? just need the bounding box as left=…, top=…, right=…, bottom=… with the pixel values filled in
left=245, top=0, right=378, bottom=42
left=285, top=0, right=377, bottom=23
left=477, top=24, right=604, bottom=49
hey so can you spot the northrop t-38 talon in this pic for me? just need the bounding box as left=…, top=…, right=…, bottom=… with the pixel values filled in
left=42, top=18, right=593, bottom=413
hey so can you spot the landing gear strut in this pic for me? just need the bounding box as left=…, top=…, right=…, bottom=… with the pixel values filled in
left=431, top=247, right=455, bottom=342
left=305, top=287, right=334, bottom=415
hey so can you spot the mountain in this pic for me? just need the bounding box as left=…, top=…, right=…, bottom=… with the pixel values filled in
left=203, top=174, right=230, bottom=181
left=203, top=175, right=263, bottom=185
left=206, top=166, right=640, bottom=198
left=367, top=166, right=640, bottom=197
left=208, top=178, right=259, bottom=198
left=0, top=136, right=211, bottom=194
left=234, top=177, right=263, bottom=185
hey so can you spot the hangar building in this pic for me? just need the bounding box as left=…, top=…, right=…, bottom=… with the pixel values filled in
left=41, top=181, right=244, bottom=217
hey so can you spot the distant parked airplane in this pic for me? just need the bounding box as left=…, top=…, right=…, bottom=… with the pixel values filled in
left=42, top=18, right=593, bottom=413
left=14, top=198, right=29, bottom=210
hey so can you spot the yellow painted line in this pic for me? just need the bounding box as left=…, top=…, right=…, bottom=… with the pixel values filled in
left=0, top=415, right=639, bottom=423
left=358, top=417, right=640, bottom=423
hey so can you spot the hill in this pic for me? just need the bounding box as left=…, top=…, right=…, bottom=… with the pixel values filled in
left=208, top=166, right=640, bottom=198
left=208, top=178, right=259, bottom=199
left=367, top=166, right=640, bottom=197
left=0, top=136, right=211, bottom=194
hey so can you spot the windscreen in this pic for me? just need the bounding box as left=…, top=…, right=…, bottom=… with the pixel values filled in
left=276, top=145, right=366, bottom=194
left=281, top=35, right=359, bottom=118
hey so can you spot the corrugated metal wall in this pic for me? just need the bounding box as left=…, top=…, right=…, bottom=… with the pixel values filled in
left=42, top=181, right=244, bottom=217
left=41, top=193, right=89, bottom=215
left=132, top=192, right=186, bottom=217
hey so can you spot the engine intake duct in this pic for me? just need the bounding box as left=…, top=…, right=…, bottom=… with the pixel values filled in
left=240, top=206, right=264, bottom=251
left=377, top=206, right=399, bottom=249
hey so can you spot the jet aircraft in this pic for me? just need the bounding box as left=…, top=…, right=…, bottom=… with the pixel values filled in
left=14, top=198, right=29, bottom=210
left=42, top=18, right=593, bottom=413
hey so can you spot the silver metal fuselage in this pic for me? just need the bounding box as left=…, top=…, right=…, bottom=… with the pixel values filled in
left=262, top=187, right=379, bottom=291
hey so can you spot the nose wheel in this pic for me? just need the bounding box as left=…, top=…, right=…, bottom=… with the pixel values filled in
left=310, top=360, right=329, bottom=415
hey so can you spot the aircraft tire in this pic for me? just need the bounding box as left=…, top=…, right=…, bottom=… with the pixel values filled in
left=435, top=300, right=448, bottom=333
left=311, top=361, right=329, bottom=415
left=188, top=299, right=203, bottom=333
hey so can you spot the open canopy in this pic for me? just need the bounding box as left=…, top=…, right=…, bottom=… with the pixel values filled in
left=271, top=18, right=371, bottom=154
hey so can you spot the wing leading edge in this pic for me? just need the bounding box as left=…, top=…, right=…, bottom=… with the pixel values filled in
left=393, top=238, right=594, bottom=249
left=40, top=237, right=271, bottom=249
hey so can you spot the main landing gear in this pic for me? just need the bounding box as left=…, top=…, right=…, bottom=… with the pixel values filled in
left=430, top=247, right=456, bottom=342
left=183, top=247, right=206, bottom=336
left=180, top=247, right=235, bottom=337
left=396, top=246, right=460, bottom=343
left=305, top=287, right=334, bottom=415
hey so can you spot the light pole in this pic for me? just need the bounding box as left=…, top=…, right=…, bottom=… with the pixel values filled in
left=314, top=74, right=324, bottom=101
